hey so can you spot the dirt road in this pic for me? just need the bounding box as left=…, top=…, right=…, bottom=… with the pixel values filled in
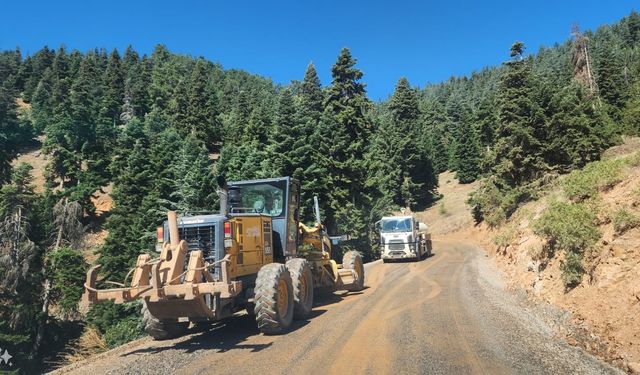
left=56, top=240, right=619, bottom=375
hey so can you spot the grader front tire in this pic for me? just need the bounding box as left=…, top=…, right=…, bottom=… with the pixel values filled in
left=343, top=251, right=365, bottom=291
left=141, top=301, right=189, bottom=340
left=254, top=263, right=294, bottom=335
left=286, top=258, right=314, bottom=319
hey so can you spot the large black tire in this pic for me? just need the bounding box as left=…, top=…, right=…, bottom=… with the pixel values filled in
left=254, top=263, right=294, bottom=334
left=342, top=251, right=365, bottom=291
left=141, top=301, right=189, bottom=340
left=286, top=258, right=314, bottom=319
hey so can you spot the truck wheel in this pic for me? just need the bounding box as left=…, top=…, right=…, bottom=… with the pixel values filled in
left=141, top=301, right=189, bottom=340
left=343, top=251, right=365, bottom=291
left=286, top=258, right=314, bottom=319
left=427, top=240, right=433, bottom=257
left=254, top=263, right=294, bottom=334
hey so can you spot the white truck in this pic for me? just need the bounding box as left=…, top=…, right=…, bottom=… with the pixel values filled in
left=377, top=216, right=432, bottom=262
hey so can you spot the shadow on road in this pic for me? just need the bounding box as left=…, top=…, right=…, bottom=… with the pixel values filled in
left=123, top=295, right=352, bottom=357
left=313, top=288, right=367, bottom=309
left=124, top=314, right=272, bottom=357
left=383, top=253, right=436, bottom=264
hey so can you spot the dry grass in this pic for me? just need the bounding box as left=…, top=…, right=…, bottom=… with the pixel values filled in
left=53, top=326, right=107, bottom=368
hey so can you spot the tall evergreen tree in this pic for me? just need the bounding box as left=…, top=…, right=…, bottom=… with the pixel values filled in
left=298, top=63, right=327, bottom=221
left=372, top=78, right=437, bottom=207
left=170, top=136, right=218, bottom=214
left=98, top=141, right=153, bottom=280
left=452, top=117, right=481, bottom=183
left=0, top=84, right=20, bottom=184
left=320, top=48, right=371, bottom=254
left=545, top=83, right=610, bottom=170
left=100, top=49, right=124, bottom=126
left=184, top=59, right=221, bottom=147
left=269, top=88, right=298, bottom=177
left=595, top=33, right=628, bottom=122
left=490, top=42, right=546, bottom=189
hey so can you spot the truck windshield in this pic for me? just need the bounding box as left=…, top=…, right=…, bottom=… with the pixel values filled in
left=230, top=182, right=285, bottom=217
left=381, top=218, right=412, bottom=233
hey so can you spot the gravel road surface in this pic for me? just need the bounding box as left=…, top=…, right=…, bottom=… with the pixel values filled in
left=54, top=240, right=620, bottom=375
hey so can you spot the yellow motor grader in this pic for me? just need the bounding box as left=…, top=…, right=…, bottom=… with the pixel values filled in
left=82, top=177, right=364, bottom=339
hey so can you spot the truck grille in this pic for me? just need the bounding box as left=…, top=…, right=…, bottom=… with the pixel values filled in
left=178, top=225, right=216, bottom=260
left=388, top=240, right=406, bottom=251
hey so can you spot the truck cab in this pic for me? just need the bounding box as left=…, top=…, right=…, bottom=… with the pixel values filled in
left=378, top=216, right=432, bottom=262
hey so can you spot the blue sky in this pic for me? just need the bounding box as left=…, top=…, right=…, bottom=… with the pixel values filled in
left=1, top=0, right=637, bottom=100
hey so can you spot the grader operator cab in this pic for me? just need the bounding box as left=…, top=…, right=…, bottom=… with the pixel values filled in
left=82, top=177, right=364, bottom=339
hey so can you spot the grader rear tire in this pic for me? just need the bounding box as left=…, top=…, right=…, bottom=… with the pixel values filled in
left=286, top=258, right=314, bottom=319
left=254, top=263, right=294, bottom=334
left=343, top=251, right=365, bottom=291
left=141, top=301, right=189, bottom=340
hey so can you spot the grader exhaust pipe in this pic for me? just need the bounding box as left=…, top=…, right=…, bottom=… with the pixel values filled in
left=167, top=210, right=180, bottom=247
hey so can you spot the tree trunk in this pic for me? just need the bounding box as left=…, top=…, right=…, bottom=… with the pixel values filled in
left=32, top=198, right=68, bottom=356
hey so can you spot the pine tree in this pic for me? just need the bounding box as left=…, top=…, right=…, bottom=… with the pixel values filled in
left=595, top=34, right=628, bottom=122
left=320, top=48, right=371, bottom=254
left=474, top=97, right=498, bottom=148
left=298, top=63, right=327, bottom=222
left=0, top=83, right=20, bottom=184
left=373, top=78, right=437, bottom=207
left=0, top=163, right=44, bottom=368
left=98, top=141, right=153, bottom=280
left=22, top=46, right=55, bottom=102
left=100, top=49, right=124, bottom=126
left=300, top=63, right=324, bottom=123
left=170, top=136, right=217, bottom=214
left=430, top=130, right=448, bottom=174
left=545, top=83, right=610, bottom=170
left=445, top=92, right=471, bottom=171
left=269, top=88, right=298, bottom=177
left=623, top=80, right=640, bottom=134
left=184, top=59, right=221, bottom=147
left=491, top=42, right=546, bottom=189
left=452, top=117, right=481, bottom=183
left=31, top=68, right=55, bottom=133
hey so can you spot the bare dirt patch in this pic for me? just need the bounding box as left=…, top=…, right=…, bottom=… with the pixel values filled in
left=415, top=171, right=478, bottom=237
left=12, top=136, right=47, bottom=192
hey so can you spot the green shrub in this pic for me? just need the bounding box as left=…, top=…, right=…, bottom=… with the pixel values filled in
left=50, top=247, right=88, bottom=318
left=492, top=223, right=517, bottom=249
left=468, top=180, right=528, bottom=227
left=86, top=300, right=143, bottom=345
left=561, top=252, right=584, bottom=289
left=103, top=318, right=143, bottom=348
left=612, top=207, right=640, bottom=235
left=533, top=201, right=600, bottom=254
left=533, top=200, right=600, bottom=289
left=563, top=159, right=624, bottom=201
left=438, top=202, right=448, bottom=216
left=626, top=151, right=640, bottom=167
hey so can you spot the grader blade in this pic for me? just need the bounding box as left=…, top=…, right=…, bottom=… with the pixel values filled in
left=81, top=211, right=242, bottom=321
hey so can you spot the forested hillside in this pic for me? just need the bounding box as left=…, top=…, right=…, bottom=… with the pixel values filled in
left=0, top=9, right=639, bottom=372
